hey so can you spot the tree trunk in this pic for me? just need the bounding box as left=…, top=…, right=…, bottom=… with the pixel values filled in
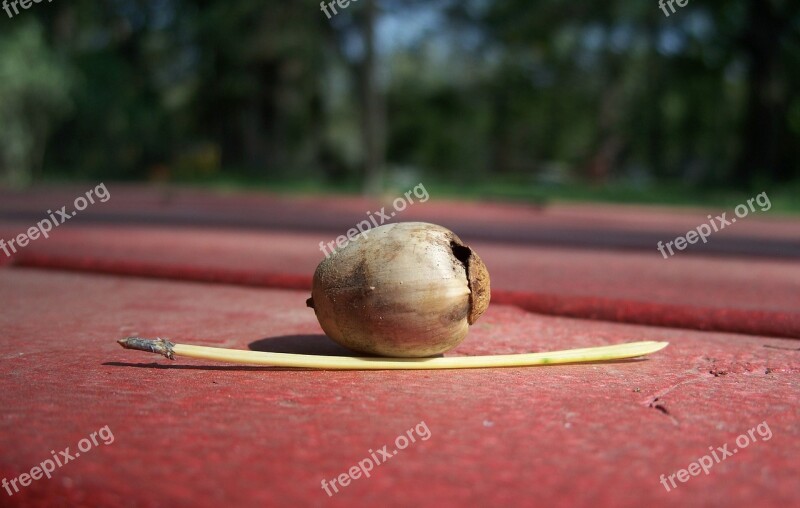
left=733, top=0, right=789, bottom=187
left=361, top=0, right=385, bottom=195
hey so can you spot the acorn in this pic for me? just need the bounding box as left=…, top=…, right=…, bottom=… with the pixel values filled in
left=306, top=222, right=491, bottom=357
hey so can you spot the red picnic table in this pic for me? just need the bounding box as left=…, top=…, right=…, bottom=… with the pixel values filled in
left=0, top=184, right=798, bottom=507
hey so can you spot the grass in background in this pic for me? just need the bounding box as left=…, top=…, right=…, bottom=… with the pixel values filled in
left=178, top=173, right=800, bottom=215
left=35, top=170, right=800, bottom=214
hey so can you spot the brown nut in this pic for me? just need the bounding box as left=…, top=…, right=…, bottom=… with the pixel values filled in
left=306, top=222, right=490, bottom=357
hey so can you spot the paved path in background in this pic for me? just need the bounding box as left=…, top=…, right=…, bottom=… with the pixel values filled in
left=1, top=184, right=798, bottom=257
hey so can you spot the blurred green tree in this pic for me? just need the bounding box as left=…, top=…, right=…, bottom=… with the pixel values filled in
left=0, top=20, right=73, bottom=187
left=2, top=0, right=797, bottom=193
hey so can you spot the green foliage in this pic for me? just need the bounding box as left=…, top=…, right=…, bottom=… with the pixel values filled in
left=3, top=0, right=799, bottom=198
left=0, top=20, right=73, bottom=186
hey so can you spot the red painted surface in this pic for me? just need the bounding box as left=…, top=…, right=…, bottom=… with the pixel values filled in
left=1, top=269, right=799, bottom=508
left=0, top=186, right=798, bottom=507
left=3, top=223, right=798, bottom=338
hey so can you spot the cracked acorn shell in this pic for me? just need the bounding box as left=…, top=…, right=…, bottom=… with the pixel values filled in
left=306, top=222, right=490, bottom=357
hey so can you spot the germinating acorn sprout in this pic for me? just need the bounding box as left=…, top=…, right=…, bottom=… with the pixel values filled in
left=116, top=221, right=669, bottom=369
left=116, top=337, right=668, bottom=370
